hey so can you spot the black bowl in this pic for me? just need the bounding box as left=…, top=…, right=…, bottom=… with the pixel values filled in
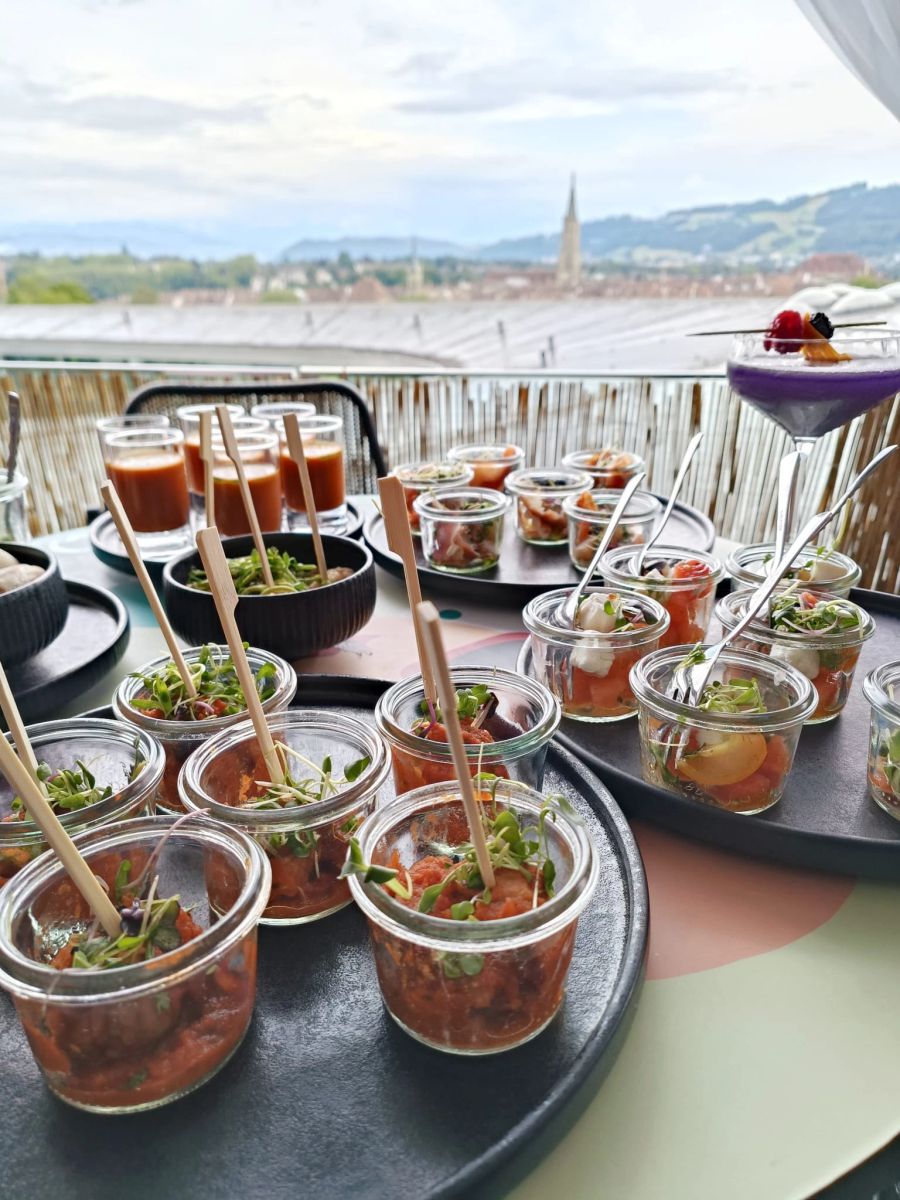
left=163, top=532, right=376, bottom=662
left=0, top=543, right=69, bottom=668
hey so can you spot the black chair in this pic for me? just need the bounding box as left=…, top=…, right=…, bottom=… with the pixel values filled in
left=125, top=379, right=387, bottom=493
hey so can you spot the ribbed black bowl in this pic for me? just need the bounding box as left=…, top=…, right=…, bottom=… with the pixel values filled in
left=0, top=543, right=69, bottom=668
left=163, top=532, right=376, bottom=662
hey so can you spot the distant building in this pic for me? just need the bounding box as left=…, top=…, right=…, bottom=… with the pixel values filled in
left=557, top=175, right=582, bottom=289
left=348, top=275, right=391, bottom=303
left=795, top=253, right=868, bottom=281
left=407, top=239, right=425, bottom=292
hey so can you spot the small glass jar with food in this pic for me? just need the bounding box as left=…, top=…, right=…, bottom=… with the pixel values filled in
left=447, top=444, right=525, bottom=490
left=414, top=488, right=511, bottom=574
left=631, top=645, right=816, bottom=814
left=375, top=668, right=560, bottom=796
left=561, top=448, right=646, bottom=489
left=112, top=644, right=296, bottom=813
left=391, top=462, right=475, bottom=533
left=863, top=660, right=900, bottom=820
left=564, top=488, right=661, bottom=571
left=179, top=710, right=389, bottom=924
left=524, top=587, right=670, bottom=722
left=504, top=467, right=593, bottom=546
left=601, top=544, right=723, bottom=647
left=726, top=542, right=861, bottom=598
left=716, top=587, right=875, bottom=723
left=343, top=778, right=598, bottom=1054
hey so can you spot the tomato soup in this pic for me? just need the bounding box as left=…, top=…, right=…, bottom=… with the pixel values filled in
left=280, top=442, right=345, bottom=513
left=213, top=462, right=282, bottom=535
left=108, top=454, right=190, bottom=532
left=183, top=437, right=205, bottom=494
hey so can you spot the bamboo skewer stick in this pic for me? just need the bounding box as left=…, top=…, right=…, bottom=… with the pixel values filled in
left=688, top=321, right=888, bottom=337
left=214, top=404, right=275, bottom=589
left=195, top=528, right=284, bottom=784
left=100, top=480, right=197, bottom=698
left=200, top=409, right=215, bottom=530
left=283, top=412, right=328, bottom=580
left=378, top=476, right=437, bottom=705
left=417, top=601, right=495, bottom=888
left=0, top=681, right=121, bottom=937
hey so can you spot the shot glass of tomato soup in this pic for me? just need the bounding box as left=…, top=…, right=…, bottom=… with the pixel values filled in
left=601, top=545, right=723, bottom=647
left=179, top=710, right=390, bottom=925
left=96, top=413, right=170, bottom=460
left=863, top=661, right=900, bottom=820
left=375, top=668, right=560, bottom=796
left=104, top=428, right=191, bottom=541
left=562, top=448, right=645, bottom=490
left=0, top=815, right=270, bottom=1113
left=281, top=414, right=346, bottom=531
left=346, top=780, right=598, bottom=1054
left=212, top=429, right=282, bottom=536
left=176, top=404, right=245, bottom=496
left=447, top=444, right=525, bottom=490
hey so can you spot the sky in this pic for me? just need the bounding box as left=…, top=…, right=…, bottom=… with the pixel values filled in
left=2, top=0, right=900, bottom=256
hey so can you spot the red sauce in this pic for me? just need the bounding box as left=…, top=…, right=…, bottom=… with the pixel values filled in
left=108, top=454, right=190, bottom=533
left=212, top=462, right=282, bottom=536
left=183, top=437, right=205, bottom=494
left=280, top=442, right=345, bottom=513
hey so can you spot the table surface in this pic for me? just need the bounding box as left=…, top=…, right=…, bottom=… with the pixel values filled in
left=37, top=517, right=900, bottom=1200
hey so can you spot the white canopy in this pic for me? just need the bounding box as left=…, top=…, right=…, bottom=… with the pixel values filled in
left=795, top=0, right=900, bottom=122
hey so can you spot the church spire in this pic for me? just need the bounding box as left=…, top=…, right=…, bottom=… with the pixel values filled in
left=557, top=173, right=581, bottom=289
left=566, top=173, right=577, bottom=220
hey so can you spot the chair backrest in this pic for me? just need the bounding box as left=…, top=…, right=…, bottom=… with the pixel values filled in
left=125, top=379, right=387, bottom=494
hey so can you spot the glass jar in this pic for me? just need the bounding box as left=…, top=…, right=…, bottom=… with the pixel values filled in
left=346, top=780, right=598, bottom=1054
left=601, top=544, right=724, bottom=647
left=112, top=646, right=297, bottom=814
left=176, top=403, right=245, bottom=496
left=0, top=717, right=164, bottom=886
left=630, top=645, right=816, bottom=814
left=414, top=487, right=511, bottom=574
left=524, top=587, right=670, bottom=722
left=102, top=427, right=191, bottom=537
left=564, top=488, right=662, bottom=571
left=211, top=428, right=282, bottom=536
left=0, top=815, right=270, bottom=1112
left=0, top=471, right=28, bottom=542
left=504, top=467, right=593, bottom=546
left=391, top=461, right=475, bottom=533
left=375, top=668, right=560, bottom=795
left=716, top=587, right=875, bottom=724
left=179, top=710, right=390, bottom=925
left=447, top=444, right=525, bottom=490
left=727, top=542, right=862, bottom=597
left=281, top=414, right=346, bottom=530
left=863, top=661, right=900, bottom=820
left=561, top=448, right=646, bottom=489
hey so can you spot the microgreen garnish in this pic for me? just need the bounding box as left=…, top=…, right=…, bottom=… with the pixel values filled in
left=11, top=760, right=112, bottom=819
left=768, top=592, right=861, bottom=636
left=187, top=547, right=347, bottom=596
left=412, top=684, right=497, bottom=735
left=698, top=678, right=767, bottom=715
left=129, top=643, right=276, bottom=721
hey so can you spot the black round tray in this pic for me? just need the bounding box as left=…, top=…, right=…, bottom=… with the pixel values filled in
left=365, top=494, right=715, bottom=604
left=1, top=677, right=647, bottom=1200
left=91, top=501, right=365, bottom=582
left=1, top=581, right=130, bottom=728
left=518, top=587, right=900, bottom=880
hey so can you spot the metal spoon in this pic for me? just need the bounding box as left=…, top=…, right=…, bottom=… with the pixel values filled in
left=632, top=430, right=704, bottom=577
left=559, top=470, right=647, bottom=626
left=5, top=392, right=20, bottom=484
left=770, top=449, right=804, bottom=578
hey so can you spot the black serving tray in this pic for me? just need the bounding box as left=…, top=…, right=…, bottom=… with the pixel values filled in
left=91, top=501, right=365, bottom=582
left=0, top=677, right=647, bottom=1200
left=518, top=587, right=900, bottom=880
left=1, top=581, right=129, bottom=728
left=365, top=494, right=715, bottom=604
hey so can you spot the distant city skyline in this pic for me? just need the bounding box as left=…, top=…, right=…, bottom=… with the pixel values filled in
left=3, top=0, right=900, bottom=255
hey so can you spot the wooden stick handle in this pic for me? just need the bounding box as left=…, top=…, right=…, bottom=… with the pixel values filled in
left=283, top=413, right=328, bottom=580
left=378, top=477, right=437, bottom=704
left=195, top=528, right=284, bottom=784
left=417, top=602, right=495, bottom=888
left=0, top=733, right=121, bottom=936
left=199, top=409, right=215, bottom=529
left=101, top=480, right=197, bottom=697
left=215, top=405, right=275, bottom=588
left=0, top=662, right=41, bottom=783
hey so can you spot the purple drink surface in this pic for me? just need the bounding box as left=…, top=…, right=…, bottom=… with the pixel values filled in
left=727, top=357, right=900, bottom=439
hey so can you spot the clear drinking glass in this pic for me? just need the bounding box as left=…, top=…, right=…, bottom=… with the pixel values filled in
left=102, top=428, right=191, bottom=549
left=863, top=661, right=900, bottom=820
left=0, top=471, right=28, bottom=542
left=176, top=403, right=244, bottom=496
left=282, top=414, right=346, bottom=530
left=211, top=428, right=282, bottom=536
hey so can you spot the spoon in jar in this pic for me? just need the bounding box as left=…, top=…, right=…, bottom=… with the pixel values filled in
left=632, top=430, right=704, bottom=577
left=559, top=470, right=647, bottom=627
left=769, top=449, right=804, bottom=579
left=5, top=392, right=20, bottom=484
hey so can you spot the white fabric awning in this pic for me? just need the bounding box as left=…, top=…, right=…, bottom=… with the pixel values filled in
left=796, top=0, right=900, bottom=122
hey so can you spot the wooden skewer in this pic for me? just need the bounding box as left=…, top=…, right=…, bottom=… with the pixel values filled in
left=215, top=405, right=275, bottom=589
left=417, top=602, right=495, bottom=888
left=0, top=662, right=41, bottom=784
left=101, top=480, right=197, bottom=698
left=195, top=528, right=284, bottom=784
left=283, top=412, right=328, bottom=581
left=199, top=409, right=215, bottom=529
left=378, top=476, right=437, bottom=706
left=688, top=320, right=888, bottom=337
left=0, top=691, right=121, bottom=937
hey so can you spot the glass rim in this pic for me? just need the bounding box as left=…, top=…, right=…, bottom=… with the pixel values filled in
left=863, top=660, right=900, bottom=721
left=211, top=429, right=278, bottom=451
left=413, top=487, right=511, bottom=520
left=524, top=586, right=671, bottom=647
left=176, top=402, right=244, bottom=420
left=447, top=443, right=525, bottom=464
left=730, top=328, right=900, bottom=349
left=250, top=401, right=316, bottom=418
left=392, top=461, right=474, bottom=487
left=346, top=780, right=598, bottom=951
left=504, top=467, right=593, bottom=496
left=563, top=487, right=661, bottom=520
left=726, top=542, right=861, bottom=584
left=295, top=414, right=342, bottom=433
left=103, top=427, right=184, bottom=449
left=716, top=587, right=875, bottom=648
left=561, top=448, right=645, bottom=469
left=96, top=414, right=170, bottom=431
left=601, top=543, right=724, bottom=588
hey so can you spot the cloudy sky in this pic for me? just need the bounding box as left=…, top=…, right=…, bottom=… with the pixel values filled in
left=3, top=0, right=900, bottom=254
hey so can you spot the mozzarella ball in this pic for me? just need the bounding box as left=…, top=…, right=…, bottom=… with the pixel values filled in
left=572, top=644, right=614, bottom=678
left=770, top=642, right=820, bottom=680
left=575, top=594, right=617, bottom=633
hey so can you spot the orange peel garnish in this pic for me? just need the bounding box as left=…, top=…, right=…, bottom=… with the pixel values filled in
left=801, top=313, right=852, bottom=363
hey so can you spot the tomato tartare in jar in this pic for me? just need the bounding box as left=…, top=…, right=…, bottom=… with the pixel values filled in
left=113, top=645, right=296, bottom=813
left=414, top=487, right=511, bottom=574
left=343, top=779, right=598, bottom=1054
left=563, top=488, right=661, bottom=571
left=375, top=669, right=560, bottom=797
left=179, top=709, right=389, bottom=925
left=716, top=587, right=875, bottom=724
left=505, top=468, right=592, bottom=546
left=601, top=544, right=723, bottom=648
left=0, top=815, right=269, bottom=1112
left=562, top=448, right=645, bottom=490
left=631, top=644, right=816, bottom=814
left=391, top=462, right=474, bottom=533
left=863, top=660, right=900, bottom=820
left=447, top=444, right=525, bottom=490
left=524, top=587, right=669, bottom=722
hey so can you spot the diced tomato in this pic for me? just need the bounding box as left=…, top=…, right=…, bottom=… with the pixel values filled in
left=708, top=771, right=774, bottom=811
left=671, top=559, right=712, bottom=582
left=758, top=735, right=790, bottom=784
